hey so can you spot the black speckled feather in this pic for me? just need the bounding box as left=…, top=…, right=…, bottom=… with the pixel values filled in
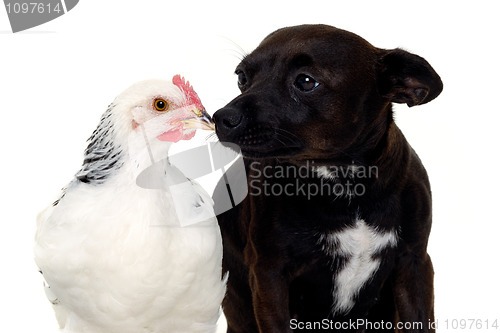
left=76, top=104, right=124, bottom=184
left=53, top=104, right=124, bottom=206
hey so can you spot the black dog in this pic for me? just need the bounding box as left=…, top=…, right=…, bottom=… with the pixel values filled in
left=213, top=24, right=442, bottom=332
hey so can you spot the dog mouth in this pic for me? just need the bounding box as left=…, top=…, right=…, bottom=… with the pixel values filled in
left=219, top=125, right=303, bottom=158
left=236, top=125, right=272, bottom=146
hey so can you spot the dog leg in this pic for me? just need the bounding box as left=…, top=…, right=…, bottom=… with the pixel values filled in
left=393, top=252, right=435, bottom=333
left=249, top=265, right=293, bottom=333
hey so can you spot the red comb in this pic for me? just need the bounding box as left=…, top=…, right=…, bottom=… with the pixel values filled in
left=172, top=75, right=204, bottom=110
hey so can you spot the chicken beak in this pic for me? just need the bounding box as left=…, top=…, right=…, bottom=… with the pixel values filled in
left=179, top=107, right=215, bottom=131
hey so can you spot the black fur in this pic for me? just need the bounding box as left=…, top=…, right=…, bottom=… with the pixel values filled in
left=213, top=24, right=442, bottom=333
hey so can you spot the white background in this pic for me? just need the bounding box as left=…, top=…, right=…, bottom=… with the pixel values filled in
left=1, top=1, right=499, bottom=332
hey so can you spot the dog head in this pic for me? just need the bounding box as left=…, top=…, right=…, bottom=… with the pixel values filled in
left=214, top=24, right=442, bottom=161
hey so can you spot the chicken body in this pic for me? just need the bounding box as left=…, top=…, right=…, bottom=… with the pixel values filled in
left=35, top=77, right=225, bottom=333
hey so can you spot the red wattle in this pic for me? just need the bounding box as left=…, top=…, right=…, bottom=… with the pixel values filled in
left=156, top=124, right=196, bottom=142
left=156, top=123, right=184, bottom=142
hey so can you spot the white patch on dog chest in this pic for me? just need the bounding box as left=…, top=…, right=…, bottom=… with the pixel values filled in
left=318, top=219, right=398, bottom=314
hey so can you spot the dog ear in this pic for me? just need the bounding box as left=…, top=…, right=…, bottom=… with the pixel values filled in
left=377, top=49, right=443, bottom=107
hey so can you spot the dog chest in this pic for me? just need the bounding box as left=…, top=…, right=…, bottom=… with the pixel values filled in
left=318, top=219, right=398, bottom=315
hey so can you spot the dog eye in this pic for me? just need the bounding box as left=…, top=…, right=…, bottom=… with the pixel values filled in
left=236, top=70, right=248, bottom=88
left=294, top=74, right=319, bottom=92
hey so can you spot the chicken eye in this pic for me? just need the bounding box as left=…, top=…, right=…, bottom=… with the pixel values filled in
left=294, top=74, right=320, bottom=92
left=154, top=98, right=169, bottom=112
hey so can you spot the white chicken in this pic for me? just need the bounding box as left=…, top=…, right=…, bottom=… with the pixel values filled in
left=35, top=76, right=226, bottom=333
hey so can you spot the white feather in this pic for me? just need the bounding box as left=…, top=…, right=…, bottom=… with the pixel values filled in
left=35, top=79, right=226, bottom=333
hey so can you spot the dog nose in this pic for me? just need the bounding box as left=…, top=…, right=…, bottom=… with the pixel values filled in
left=213, top=108, right=244, bottom=134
